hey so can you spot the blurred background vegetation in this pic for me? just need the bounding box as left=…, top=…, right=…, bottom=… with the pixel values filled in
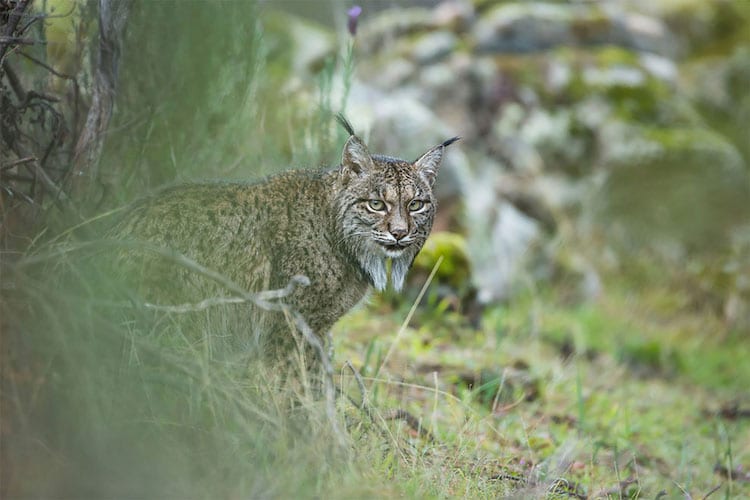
left=2, top=0, right=749, bottom=497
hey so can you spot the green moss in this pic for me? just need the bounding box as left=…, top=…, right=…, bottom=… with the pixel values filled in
left=412, top=231, right=472, bottom=290
left=593, top=46, right=640, bottom=67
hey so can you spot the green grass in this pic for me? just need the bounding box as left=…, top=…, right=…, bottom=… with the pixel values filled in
left=328, top=272, right=750, bottom=498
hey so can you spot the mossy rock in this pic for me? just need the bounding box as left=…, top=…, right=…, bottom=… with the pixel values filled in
left=554, top=46, right=674, bottom=122
left=412, top=231, right=472, bottom=290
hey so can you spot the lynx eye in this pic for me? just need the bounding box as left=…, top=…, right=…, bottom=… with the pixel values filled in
left=367, top=199, right=386, bottom=212
left=408, top=200, right=426, bottom=212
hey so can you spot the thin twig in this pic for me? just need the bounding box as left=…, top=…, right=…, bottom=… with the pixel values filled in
left=287, top=307, right=346, bottom=446
left=342, top=363, right=409, bottom=432
left=702, top=483, right=723, bottom=500
left=142, top=296, right=247, bottom=313
left=17, top=239, right=306, bottom=308
left=381, top=408, right=436, bottom=442
left=22, top=155, right=70, bottom=203
left=672, top=480, right=693, bottom=499
left=1, top=156, right=36, bottom=171
left=345, top=360, right=368, bottom=410
left=24, top=89, right=61, bottom=104
left=0, top=185, right=34, bottom=204
left=18, top=50, right=75, bottom=80
left=19, top=3, right=76, bottom=34
left=339, top=363, right=417, bottom=462
left=0, top=36, right=38, bottom=45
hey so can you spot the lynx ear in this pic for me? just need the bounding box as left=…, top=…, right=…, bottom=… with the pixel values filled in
left=341, top=135, right=373, bottom=178
left=414, top=136, right=460, bottom=187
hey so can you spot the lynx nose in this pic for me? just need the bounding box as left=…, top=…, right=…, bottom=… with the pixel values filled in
left=389, top=224, right=408, bottom=241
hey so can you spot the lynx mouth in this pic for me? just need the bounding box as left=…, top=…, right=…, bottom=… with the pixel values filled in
left=379, top=242, right=406, bottom=257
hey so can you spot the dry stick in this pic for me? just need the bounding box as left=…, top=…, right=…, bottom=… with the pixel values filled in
left=381, top=408, right=436, bottom=442
left=344, top=361, right=437, bottom=444
left=2, top=60, right=70, bottom=206
left=345, top=360, right=368, bottom=410
left=361, top=374, right=508, bottom=443
left=431, top=370, right=439, bottom=437
left=8, top=140, right=72, bottom=206
left=341, top=362, right=410, bottom=464
left=26, top=157, right=71, bottom=204
left=17, top=50, right=80, bottom=175
left=1, top=156, right=36, bottom=172
left=287, top=307, right=346, bottom=447
left=18, top=239, right=306, bottom=306
left=1, top=185, right=34, bottom=204
left=702, top=483, right=723, bottom=500
left=0, top=36, right=37, bottom=45
left=2, top=59, right=25, bottom=100
left=18, top=49, right=75, bottom=80
left=378, top=255, right=443, bottom=374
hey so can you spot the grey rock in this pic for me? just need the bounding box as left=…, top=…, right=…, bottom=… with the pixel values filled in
left=370, top=57, right=417, bottom=89
left=473, top=2, right=675, bottom=56
left=411, top=31, right=459, bottom=65
left=357, top=8, right=436, bottom=55
left=463, top=161, right=544, bottom=303
left=492, top=105, right=591, bottom=175
left=474, top=3, right=573, bottom=53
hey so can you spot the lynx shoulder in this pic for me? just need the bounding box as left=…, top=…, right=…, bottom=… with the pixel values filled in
left=111, top=117, right=459, bottom=350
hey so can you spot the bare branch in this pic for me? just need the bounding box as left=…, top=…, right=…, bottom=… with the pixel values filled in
left=11, top=144, right=71, bottom=204
left=18, top=50, right=75, bottom=80
left=137, top=276, right=312, bottom=314
left=0, top=36, right=38, bottom=45
left=2, top=59, right=25, bottom=100
left=142, top=296, right=247, bottom=313
left=0, top=0, right=32, bottom=64
left=71, top=0, right=133, bottom=197
left=1, top=156, right=36, bottom=171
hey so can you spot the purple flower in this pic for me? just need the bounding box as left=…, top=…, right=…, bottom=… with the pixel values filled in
left=347, top=5, right=362, bottom=36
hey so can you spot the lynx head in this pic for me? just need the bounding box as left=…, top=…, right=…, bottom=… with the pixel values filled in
left=333, top=115, right=459, bottom=291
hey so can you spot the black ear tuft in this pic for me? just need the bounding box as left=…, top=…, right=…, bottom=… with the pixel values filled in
left=441, top=136, right=461, bottom=148
left=336, top=113, right=357, bottom=137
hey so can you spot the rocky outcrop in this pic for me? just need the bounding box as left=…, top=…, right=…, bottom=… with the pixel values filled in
left=268, top=1, right=750, bottom=316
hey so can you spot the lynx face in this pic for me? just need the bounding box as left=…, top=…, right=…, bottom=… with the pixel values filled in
left=334, top=133, right=458, bottom=291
